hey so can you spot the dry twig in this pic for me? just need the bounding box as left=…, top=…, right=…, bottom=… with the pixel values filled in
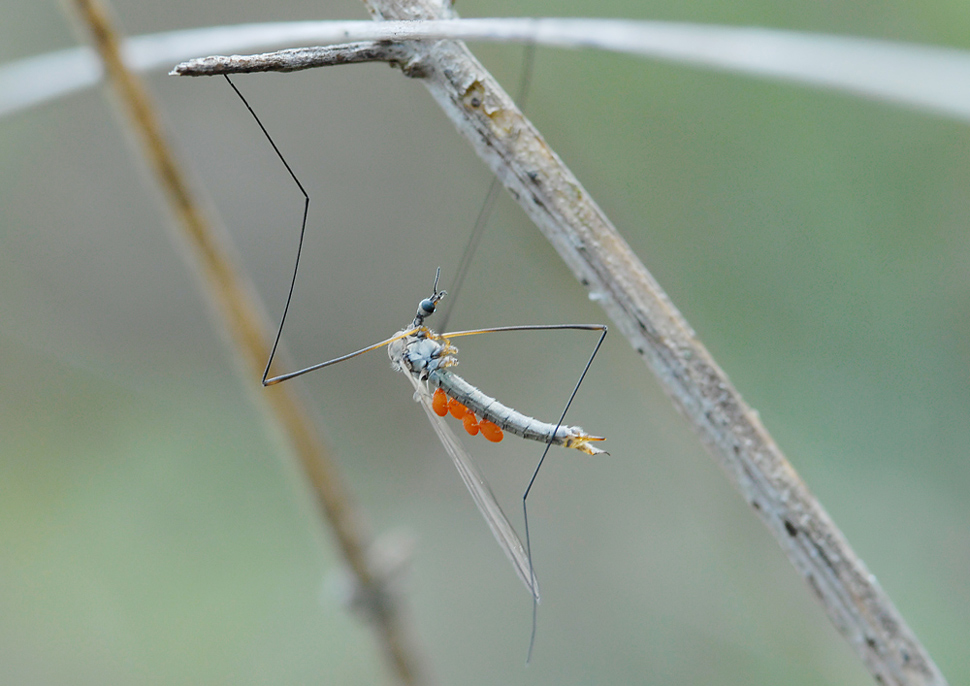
left=66, top=1, right=430, bottom=683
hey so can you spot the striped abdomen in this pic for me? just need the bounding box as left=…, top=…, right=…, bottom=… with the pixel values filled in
left=429, top=368, right=605, bottom=455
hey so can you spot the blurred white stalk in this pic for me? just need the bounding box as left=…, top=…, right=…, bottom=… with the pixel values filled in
left=2, top=18, right=970, bottom=120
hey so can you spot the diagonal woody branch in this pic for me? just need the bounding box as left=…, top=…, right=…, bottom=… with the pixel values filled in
left=353, top=3, right=946, bottom=684
left=171, top=0, right=947, bottom=683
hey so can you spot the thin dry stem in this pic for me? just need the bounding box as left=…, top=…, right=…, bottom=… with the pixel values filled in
left=66, top=1, right=429, bottom=684
left=175, top=41, right=411, bottom=75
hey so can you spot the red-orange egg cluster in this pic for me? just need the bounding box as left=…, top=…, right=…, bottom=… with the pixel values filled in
left=431, top=388, right=503, bottom=442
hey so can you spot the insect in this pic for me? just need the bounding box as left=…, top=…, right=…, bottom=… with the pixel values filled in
left=260, top=264, right=607, bottom=598
left=222, top=54, right=608, bottom=655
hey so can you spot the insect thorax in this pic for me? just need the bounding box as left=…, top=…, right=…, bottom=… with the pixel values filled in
left=388, top=328, right=457, bottom=381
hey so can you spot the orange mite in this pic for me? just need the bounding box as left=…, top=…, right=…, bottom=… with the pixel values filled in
left=462, top=413, right=480, bottom=436
left=432, top=388, right=449, bottom=417
left=448, top=397, right=469, bottom=420
left=479, top=419, right=503, bottom=443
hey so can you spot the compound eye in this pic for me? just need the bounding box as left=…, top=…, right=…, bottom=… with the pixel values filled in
left=418, top=298, right=436, bottom=315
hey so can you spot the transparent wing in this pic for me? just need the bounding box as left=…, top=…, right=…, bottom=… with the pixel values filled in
left=405, top=374, right=540, bottom=602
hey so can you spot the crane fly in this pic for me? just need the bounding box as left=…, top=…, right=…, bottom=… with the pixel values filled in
left=261, top=265, right=606, bottom=602
left=222, top=54, right=608, bottom=657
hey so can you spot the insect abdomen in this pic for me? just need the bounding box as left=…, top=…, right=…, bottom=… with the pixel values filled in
left=430, top=369, right=605, bottom=455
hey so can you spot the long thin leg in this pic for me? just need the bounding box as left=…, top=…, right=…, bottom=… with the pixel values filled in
left=224, top=74, right=417, bottom=386
left=521, top=325, right=609, bottom=663
left=442, top=320, right=612, bottom=660
left=223, top=74, right=315, bottom=386
left=443, top=323, right=607, bottom=339
left=264, top=327, right=419, bottom=385
left=437, top=42, right=538, bottom=331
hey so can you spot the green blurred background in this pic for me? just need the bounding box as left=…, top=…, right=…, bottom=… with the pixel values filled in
left=1, top=0, right=968, bottom=684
